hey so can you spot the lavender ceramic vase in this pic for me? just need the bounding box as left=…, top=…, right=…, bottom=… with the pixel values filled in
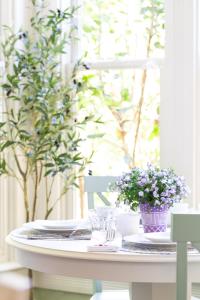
left=140, top=203, right=169, bottom=233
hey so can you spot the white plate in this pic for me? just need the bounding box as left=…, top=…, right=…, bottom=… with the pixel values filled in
left=124, top=233, right=176, bottom=246
left=144, top=232, right=171, bottom=243
left=35, top=220, right=79, bottom=229
left=23, top=220, right=80, bottom=232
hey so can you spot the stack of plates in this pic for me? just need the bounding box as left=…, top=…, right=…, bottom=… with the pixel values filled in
left=124, top=231, right=175, bottom=248
left=12, top=219, right=91, bottom=240
left=24, top=219, right=82, bottom=232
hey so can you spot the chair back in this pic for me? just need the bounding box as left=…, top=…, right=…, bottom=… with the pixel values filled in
left=84, top=175, right=118, bottom=295
left=0, top=272, right=31, bottom=300
left=84, top=176, right=118, bottom=209
left=171, top=213, right=200, bottom=300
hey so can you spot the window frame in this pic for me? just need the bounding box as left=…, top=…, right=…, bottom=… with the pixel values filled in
left=161, top=0, right=200, bottom=208
left=79, top=0, right=200, bottom=209
left=78, top=0, right=164, bottom=178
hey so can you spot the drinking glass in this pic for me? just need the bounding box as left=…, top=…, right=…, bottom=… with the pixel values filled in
left=88, top=207, right=116, bottom=243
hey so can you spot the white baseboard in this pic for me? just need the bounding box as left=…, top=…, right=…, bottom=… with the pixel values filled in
left=192, top=284, right=200, bottom=299
left=33, top=272, right=128, bottom=294
left=1, top=263, right=199, bottom=299
left=33, top=272, right=93, bottom=294
left=0, top=262, right=128, bottom=294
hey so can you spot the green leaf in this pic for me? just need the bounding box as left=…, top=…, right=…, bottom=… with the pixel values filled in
left=44, top=163, right=55, bottom=168
left=149, top=122, right=160, bottom=141
left=1, top=83, right=12, bottom=90
left=121, top=88, right=130, bottom=102
left=1, top=141, right=15, bottom=151
left=44, top=169, right=54, bottom=177
left=0, top=122, right=6, bottom=128
left=87, top=133, right=104, bottom=139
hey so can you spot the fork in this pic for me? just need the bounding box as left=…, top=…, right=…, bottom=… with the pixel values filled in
left=105, top=228, right=116, bottom=242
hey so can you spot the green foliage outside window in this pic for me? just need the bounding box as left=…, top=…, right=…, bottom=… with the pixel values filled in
left=80, top=0, right=164, bottom=174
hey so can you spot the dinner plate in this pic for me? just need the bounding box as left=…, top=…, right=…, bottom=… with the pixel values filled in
left=23, top=219, right=83, bottom=232
left=35, top=219, right=79, bottom=229
left=124, top=233, right=176, bottom=246
left=144, top=232, right=171, bottom=243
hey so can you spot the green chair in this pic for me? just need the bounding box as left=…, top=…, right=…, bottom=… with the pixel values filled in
left=84, top=176, right=129, bottom=300
left=171, top=213, right=200, bottom=300
left=84, top=176, right=117, bottom=210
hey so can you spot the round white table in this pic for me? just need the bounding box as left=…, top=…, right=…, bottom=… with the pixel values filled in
left=6, top=234, right=200, bottom=300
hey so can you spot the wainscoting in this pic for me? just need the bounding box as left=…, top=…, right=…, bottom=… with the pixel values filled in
left=34, top=288, right=91, bottom=300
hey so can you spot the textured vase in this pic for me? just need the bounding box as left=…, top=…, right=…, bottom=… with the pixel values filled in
left=140, top=203, right=169, bottom=233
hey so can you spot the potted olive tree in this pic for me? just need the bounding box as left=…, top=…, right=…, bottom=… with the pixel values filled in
left=0, top=0, right=96, bottom=221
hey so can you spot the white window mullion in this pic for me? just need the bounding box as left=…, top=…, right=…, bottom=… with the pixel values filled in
left=84, top=58, right=164, bottom=70
left=70, top=0, right=82, bottom=64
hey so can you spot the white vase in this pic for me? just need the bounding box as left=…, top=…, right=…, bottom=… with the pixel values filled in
left=115, top=212, right=140, bottom=237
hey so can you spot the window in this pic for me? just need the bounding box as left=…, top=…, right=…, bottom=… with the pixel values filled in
left=78, top=0, right=165, bottom=175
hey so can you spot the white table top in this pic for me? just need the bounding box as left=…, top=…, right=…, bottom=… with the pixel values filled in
left=7, top=231, right=200, bottom=263
left=6, top=230, right=200, bottom=300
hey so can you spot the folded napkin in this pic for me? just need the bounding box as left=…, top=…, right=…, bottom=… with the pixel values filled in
left=87, top=236, right=122, bottom=252
left=87, top=244, right=120, bottom=252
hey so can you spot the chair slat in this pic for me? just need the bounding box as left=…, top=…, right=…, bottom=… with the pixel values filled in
left=176, top=242, right=187, bottom=300
left=171, top=213, right=200, bottom=300
left=84, top=176, right=118, bottom=209
left=171, top=213, right=200, bottom=242
left=84, top=176, right=117, bottom=193
left=96, top=193, right=111, bottom=206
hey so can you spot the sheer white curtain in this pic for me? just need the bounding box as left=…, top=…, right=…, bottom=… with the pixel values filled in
left=0, top=0, right=30, bottom=262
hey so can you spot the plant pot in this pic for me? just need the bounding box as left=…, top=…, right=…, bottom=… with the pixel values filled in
left=140, top=203, right=169, bottom=233
left=115, top=212, right=140, bottom=237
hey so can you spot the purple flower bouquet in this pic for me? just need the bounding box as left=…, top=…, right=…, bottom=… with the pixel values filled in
left=113, top=164, right=190, bottom=232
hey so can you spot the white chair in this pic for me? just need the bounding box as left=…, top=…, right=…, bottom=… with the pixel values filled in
left=84, top=176, right=129, bottom=300
left=171, top=213, right=200, bottom=300
left=84, top=175, right=117, bottom=210
left=0, top=272, right=31, bottom=300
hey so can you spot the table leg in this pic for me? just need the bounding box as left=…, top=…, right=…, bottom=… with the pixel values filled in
left=130, top=283, right=176, bottom=300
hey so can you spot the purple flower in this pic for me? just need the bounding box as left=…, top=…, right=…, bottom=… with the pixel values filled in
left=138, top=180, right=144, bottom=186
left=113, top=164, right=190, bottom=211
left=141, top=177, right=147, bottom=184
left=153, top=191, right=159, bottom=198
left=51, top=117, right=57, bottom=125
left=169, top=188, right=176, bottom=195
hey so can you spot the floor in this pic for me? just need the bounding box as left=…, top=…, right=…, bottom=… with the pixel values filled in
left=33, top=285, right=200, bottom=300
left=34, top=288, right=91, bottom=300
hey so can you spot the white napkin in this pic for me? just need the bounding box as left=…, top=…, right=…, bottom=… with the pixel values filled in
left=87, top=234, right=122, bottom=252
left=87, top=243, right=119, bottom=252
